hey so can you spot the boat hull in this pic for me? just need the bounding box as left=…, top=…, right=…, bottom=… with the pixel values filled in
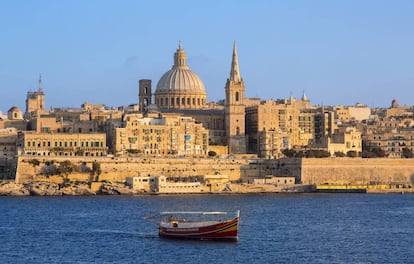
left=159, top=217, right=239, bottom=241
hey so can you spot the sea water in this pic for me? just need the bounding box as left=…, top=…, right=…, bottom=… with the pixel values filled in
left=0, top=194, right=413, bottom=263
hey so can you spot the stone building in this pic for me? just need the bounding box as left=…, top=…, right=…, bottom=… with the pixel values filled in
left=312, top=127, right=362, bottom=156
left=113, top=111, right=208, bottom=157
left=334, top=103, right=371, bottom=123
left=245, top=96, right=314, bottom=155
left=19, top=131, right=107, bottom=157
left=0, top=128, right=18, bottom=158
left=258, top=129, right=290, bottom=158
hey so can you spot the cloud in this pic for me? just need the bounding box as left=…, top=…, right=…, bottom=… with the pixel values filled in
left=123, top=56, right=139, bottom=68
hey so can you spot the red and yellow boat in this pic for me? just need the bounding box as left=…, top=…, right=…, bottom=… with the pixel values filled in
left=158, top=211, right=240, bottom=241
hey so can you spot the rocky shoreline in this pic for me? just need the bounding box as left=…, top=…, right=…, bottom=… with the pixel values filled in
left=0, top=181, right=139, bottom=196
left=1, top=180, right=411, bottom=196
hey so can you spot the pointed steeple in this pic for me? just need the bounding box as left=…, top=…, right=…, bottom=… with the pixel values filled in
left=229, top=41, right=241, bottom=83
left=301, top=90, right=308, bottom=101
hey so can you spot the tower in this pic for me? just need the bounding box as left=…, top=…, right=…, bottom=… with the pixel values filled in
left=225, top=42, right=246, bottom=154
left=25, top=74, right=45, bottom=118
left=139, top=79, right=152, bottom=112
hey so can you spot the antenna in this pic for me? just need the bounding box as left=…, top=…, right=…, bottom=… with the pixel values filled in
left=38, top=73, right=43, bottom=93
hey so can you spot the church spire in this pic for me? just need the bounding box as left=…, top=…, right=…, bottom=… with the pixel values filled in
left=229, top=41, right=241, bottom=83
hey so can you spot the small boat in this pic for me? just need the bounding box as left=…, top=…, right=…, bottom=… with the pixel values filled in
left=156, top=210, right=240, bottom=241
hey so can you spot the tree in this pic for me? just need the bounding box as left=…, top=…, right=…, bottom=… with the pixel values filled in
left=282, top=149, right=297, bottom=158
left=92, top=161, right=102, bottom=181
left=28, top=159, right=40, bottom=167
left=402, top=147, right=414, bottom=158
left=347, top=151, right=358, bottom=158
left=334, top=151, right=346, bottom=157
left=58, top=160, right=74, bottom=175
left=361, top=151, right=376, bottom=158
left=75, top=149, right=85, bottom=156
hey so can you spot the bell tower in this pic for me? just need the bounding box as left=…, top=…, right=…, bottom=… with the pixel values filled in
left=139, top=79, right=152, bottom=112
left=225, top=42, right=246, bottom=154
left=25, top=74, right=45, bottom=118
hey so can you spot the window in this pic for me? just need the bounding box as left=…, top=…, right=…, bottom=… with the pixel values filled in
left=235, top=92, right=239, bottom=102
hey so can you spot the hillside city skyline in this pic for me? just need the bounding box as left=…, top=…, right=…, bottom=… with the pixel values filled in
left=1, top=1, right=414, bottom=113
left=0, top=67, right=411, bottom=116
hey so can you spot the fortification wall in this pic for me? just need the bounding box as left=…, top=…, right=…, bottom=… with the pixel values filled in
left=273, top=158, right=414, bottom=185
left=16, top=156, right=414, bottom=185
left=15, top=156, right=254, bottom=183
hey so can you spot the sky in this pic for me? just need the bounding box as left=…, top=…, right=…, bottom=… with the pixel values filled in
left=1, top=0, right=414, bottom=114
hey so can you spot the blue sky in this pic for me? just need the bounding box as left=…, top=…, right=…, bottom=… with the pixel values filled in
left=1, top=0, right=414, bottom=114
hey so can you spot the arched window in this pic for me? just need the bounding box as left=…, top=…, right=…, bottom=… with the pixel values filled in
left=235, top=92, right=239, bottom=102
left=236, top=127, right=240, bottom=135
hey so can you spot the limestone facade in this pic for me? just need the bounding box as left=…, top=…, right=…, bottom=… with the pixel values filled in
left=245, top=97, right=314, bottom=155
left=20, top=131, right=107, bottom=157
left=0, top=128, right=18, bottom=158
left=113, top=112, right=208, bottom=157
left=313, top=127, right=362, bottom=155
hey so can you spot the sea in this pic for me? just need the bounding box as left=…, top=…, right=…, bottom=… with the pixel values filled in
left=0, top=193, right=413, bottom=264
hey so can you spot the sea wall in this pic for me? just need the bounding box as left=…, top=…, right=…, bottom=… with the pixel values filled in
left=272, top=158, right=414, bottom=185
left=15, top=156, right=414, bottom=186
left=15, top=156, right=262, bottom=184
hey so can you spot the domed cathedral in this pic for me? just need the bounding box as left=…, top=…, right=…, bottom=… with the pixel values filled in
left=225, top=42, right=247, bottom=154
left=138, top=42, right=247, bottom=154
left=154, top=42, right=207, bottom=110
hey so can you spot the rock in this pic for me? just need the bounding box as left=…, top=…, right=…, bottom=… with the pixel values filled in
left=61, top=183, right=95, bottom=196
left=0, top=181, right=30, bottom=196
left=26, top=182, right=63, bottom=196
left=100, top=182, right=136, bottom=195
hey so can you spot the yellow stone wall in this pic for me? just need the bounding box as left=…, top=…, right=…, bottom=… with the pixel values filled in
left=15, top=156, right=254, bottom=184
left=273, top=158, right=414, bottom=185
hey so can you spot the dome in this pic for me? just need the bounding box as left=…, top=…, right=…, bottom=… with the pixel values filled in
left=156, top=67, right=206, bottom=94
left=7, top=106, right=23, bottom=120
left=146, top=104, right=161, bottom=113
left=154, top=42, right=207, bottom=110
